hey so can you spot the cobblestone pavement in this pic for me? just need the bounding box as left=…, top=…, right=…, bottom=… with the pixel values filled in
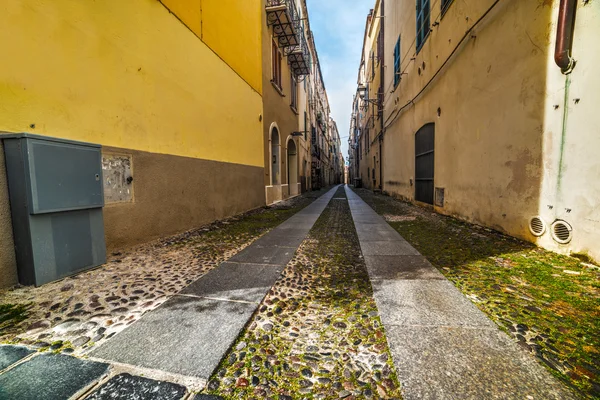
left=207, top=187, right=403, bottom=399
left=355, top=189, right=600, bottom=399
left=0, top=192, right=324, bottom=355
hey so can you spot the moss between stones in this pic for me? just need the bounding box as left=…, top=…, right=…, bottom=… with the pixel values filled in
left=0, top=303, right=31, bottom=334
left=355, top=189, right=600, bottom=399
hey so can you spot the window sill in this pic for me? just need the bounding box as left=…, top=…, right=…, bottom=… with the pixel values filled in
left=290, top=105, right=299, bottom=115
left=271, top=81, right=285, bottom=96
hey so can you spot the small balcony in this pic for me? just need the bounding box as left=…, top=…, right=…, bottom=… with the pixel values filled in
left=266, top=0, right=311, bottom=79
left=287, top=30, right=311, bottom=77
left=312, top=145, right=321, bottom=159
left=266, top=0, right=300, bottom=48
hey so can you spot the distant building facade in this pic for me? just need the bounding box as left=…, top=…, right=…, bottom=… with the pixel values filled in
left=263, top=0, right=342, bottom=202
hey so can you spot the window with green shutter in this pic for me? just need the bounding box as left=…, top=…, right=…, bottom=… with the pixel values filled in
left=441, top=0, right=454, bottom=15
left=393, top=36, right=401, bottom=88
left=416, top=0, right=430, bottom=53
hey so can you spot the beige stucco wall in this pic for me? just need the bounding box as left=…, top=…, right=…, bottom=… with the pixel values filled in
left=536, top=2, right=600, bottom=261
left=382, top=0, right=550, bottom=237
left=0, top=142, right=18, bottom=289
left=358, top=2, right=383, bottom=191
left=382, top=0, right=598, bottom=261
left=261, top=0, right=302, bottom=201
left=296, top=72, right=312, bottom=193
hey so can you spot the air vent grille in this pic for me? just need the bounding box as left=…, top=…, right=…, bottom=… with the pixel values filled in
left=529, top=216, right=546, bottom=237
left=551, top=220, right=573, bottom=244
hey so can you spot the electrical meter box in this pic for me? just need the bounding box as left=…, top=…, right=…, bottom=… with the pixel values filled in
left=2, top=133, right=107, bottom=286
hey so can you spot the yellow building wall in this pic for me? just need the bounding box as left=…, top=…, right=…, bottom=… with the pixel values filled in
left=159, top=0, right=262, bottom=94
left=160, top=0, right=202, bottom=36
left=202, top=0, right=263, bottom=94
left=0, top=0, right=263, bottom=168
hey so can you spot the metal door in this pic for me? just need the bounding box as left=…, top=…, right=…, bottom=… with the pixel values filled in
left=415, top=123, right=434, bottom=204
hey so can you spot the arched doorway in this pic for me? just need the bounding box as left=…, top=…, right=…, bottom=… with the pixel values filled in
left=287, top=138, right=298, bottom=195
left=271, top=127, right=280, bottom=185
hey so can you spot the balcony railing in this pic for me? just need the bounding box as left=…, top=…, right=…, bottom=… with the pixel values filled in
left=312, top=145, right=321, bottom=159
left=287, top=29, right=310, bottom=77
left=266, top=0, right=300, bottom=49
left=266, top=0, right=311, bottom=79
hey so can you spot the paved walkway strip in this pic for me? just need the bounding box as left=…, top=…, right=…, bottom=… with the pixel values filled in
left=207, top=186, right=403, bottom=398
left=91, top=186, right=340, bottom=386
left=344, top=186, right=576, bottom=400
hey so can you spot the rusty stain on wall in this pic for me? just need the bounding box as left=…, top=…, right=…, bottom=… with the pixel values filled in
left=102, top=154, right=133, bottom=203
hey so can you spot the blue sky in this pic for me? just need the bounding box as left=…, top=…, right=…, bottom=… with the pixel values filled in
left=305, top=0, right=373, bottom=163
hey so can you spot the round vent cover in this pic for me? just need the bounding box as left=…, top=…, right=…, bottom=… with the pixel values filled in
left=551, top=220, right=573, bottom=244
left=529, top=216, right=546, bottom=237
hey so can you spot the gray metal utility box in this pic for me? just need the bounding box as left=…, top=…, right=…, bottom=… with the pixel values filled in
left=3, top=133, right=106, bottom=286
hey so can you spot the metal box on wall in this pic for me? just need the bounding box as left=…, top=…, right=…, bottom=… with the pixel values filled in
left=2, top=133, right=106, bottom=286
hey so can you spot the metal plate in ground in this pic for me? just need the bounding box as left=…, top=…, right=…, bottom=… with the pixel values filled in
left=0, top=353, right=109, bottom=400
left=0, top=345, right=34, bottom=370
left=84, top=373, right=187, bottom=400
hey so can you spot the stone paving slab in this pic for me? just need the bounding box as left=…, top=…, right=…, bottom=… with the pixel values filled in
left=0, top=353, right=109, bottom=400
left=359, top=240, right=421, bottom=256
left=91, top=295, right=256, bottom=380
left=179, top=262, right=283, bottom=302
left=275, top=217, right=319, bottom=230
left=356, top=227, right=403, bottom=242
left=354, top=223, right=398, bottom=234
left=85, top=373, right=187, bottom=400
left=363, top=255, right=446, bottom=280
left=0, top=345, right=34, bottom=370
left=373, top=279, right=497, bottom=328
left=269, top=227, right=315, bottom=238
left=92, top=186, right=340, bottom=384
left=386, top=325, right=576, bottom=400
left=251, top=233, right=305, bottom=248
left=344, top=185, right=576, bottom=400
left=227, top=245, right=294, bottom=265
left=350, top=215, right=385, bottom=224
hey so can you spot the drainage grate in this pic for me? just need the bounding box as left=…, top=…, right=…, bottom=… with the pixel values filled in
left=551, top=220, right=573, bottom=244
left=529, top=216, right=546, bottom=237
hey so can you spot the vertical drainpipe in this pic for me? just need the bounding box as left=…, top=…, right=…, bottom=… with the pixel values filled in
left=554, top=0, right=577, bottom=74
left=379, top=0, right=385, bottom=191
left=554, top=0, right=577, bottom=200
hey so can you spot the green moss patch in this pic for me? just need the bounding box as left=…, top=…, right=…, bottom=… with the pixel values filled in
left=0, top=303, right=31, bottom=334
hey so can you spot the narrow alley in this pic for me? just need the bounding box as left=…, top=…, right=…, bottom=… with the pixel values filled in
left=1, top=0, right=599, bottom=399
left=1, top=186, right=596, bottom=399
